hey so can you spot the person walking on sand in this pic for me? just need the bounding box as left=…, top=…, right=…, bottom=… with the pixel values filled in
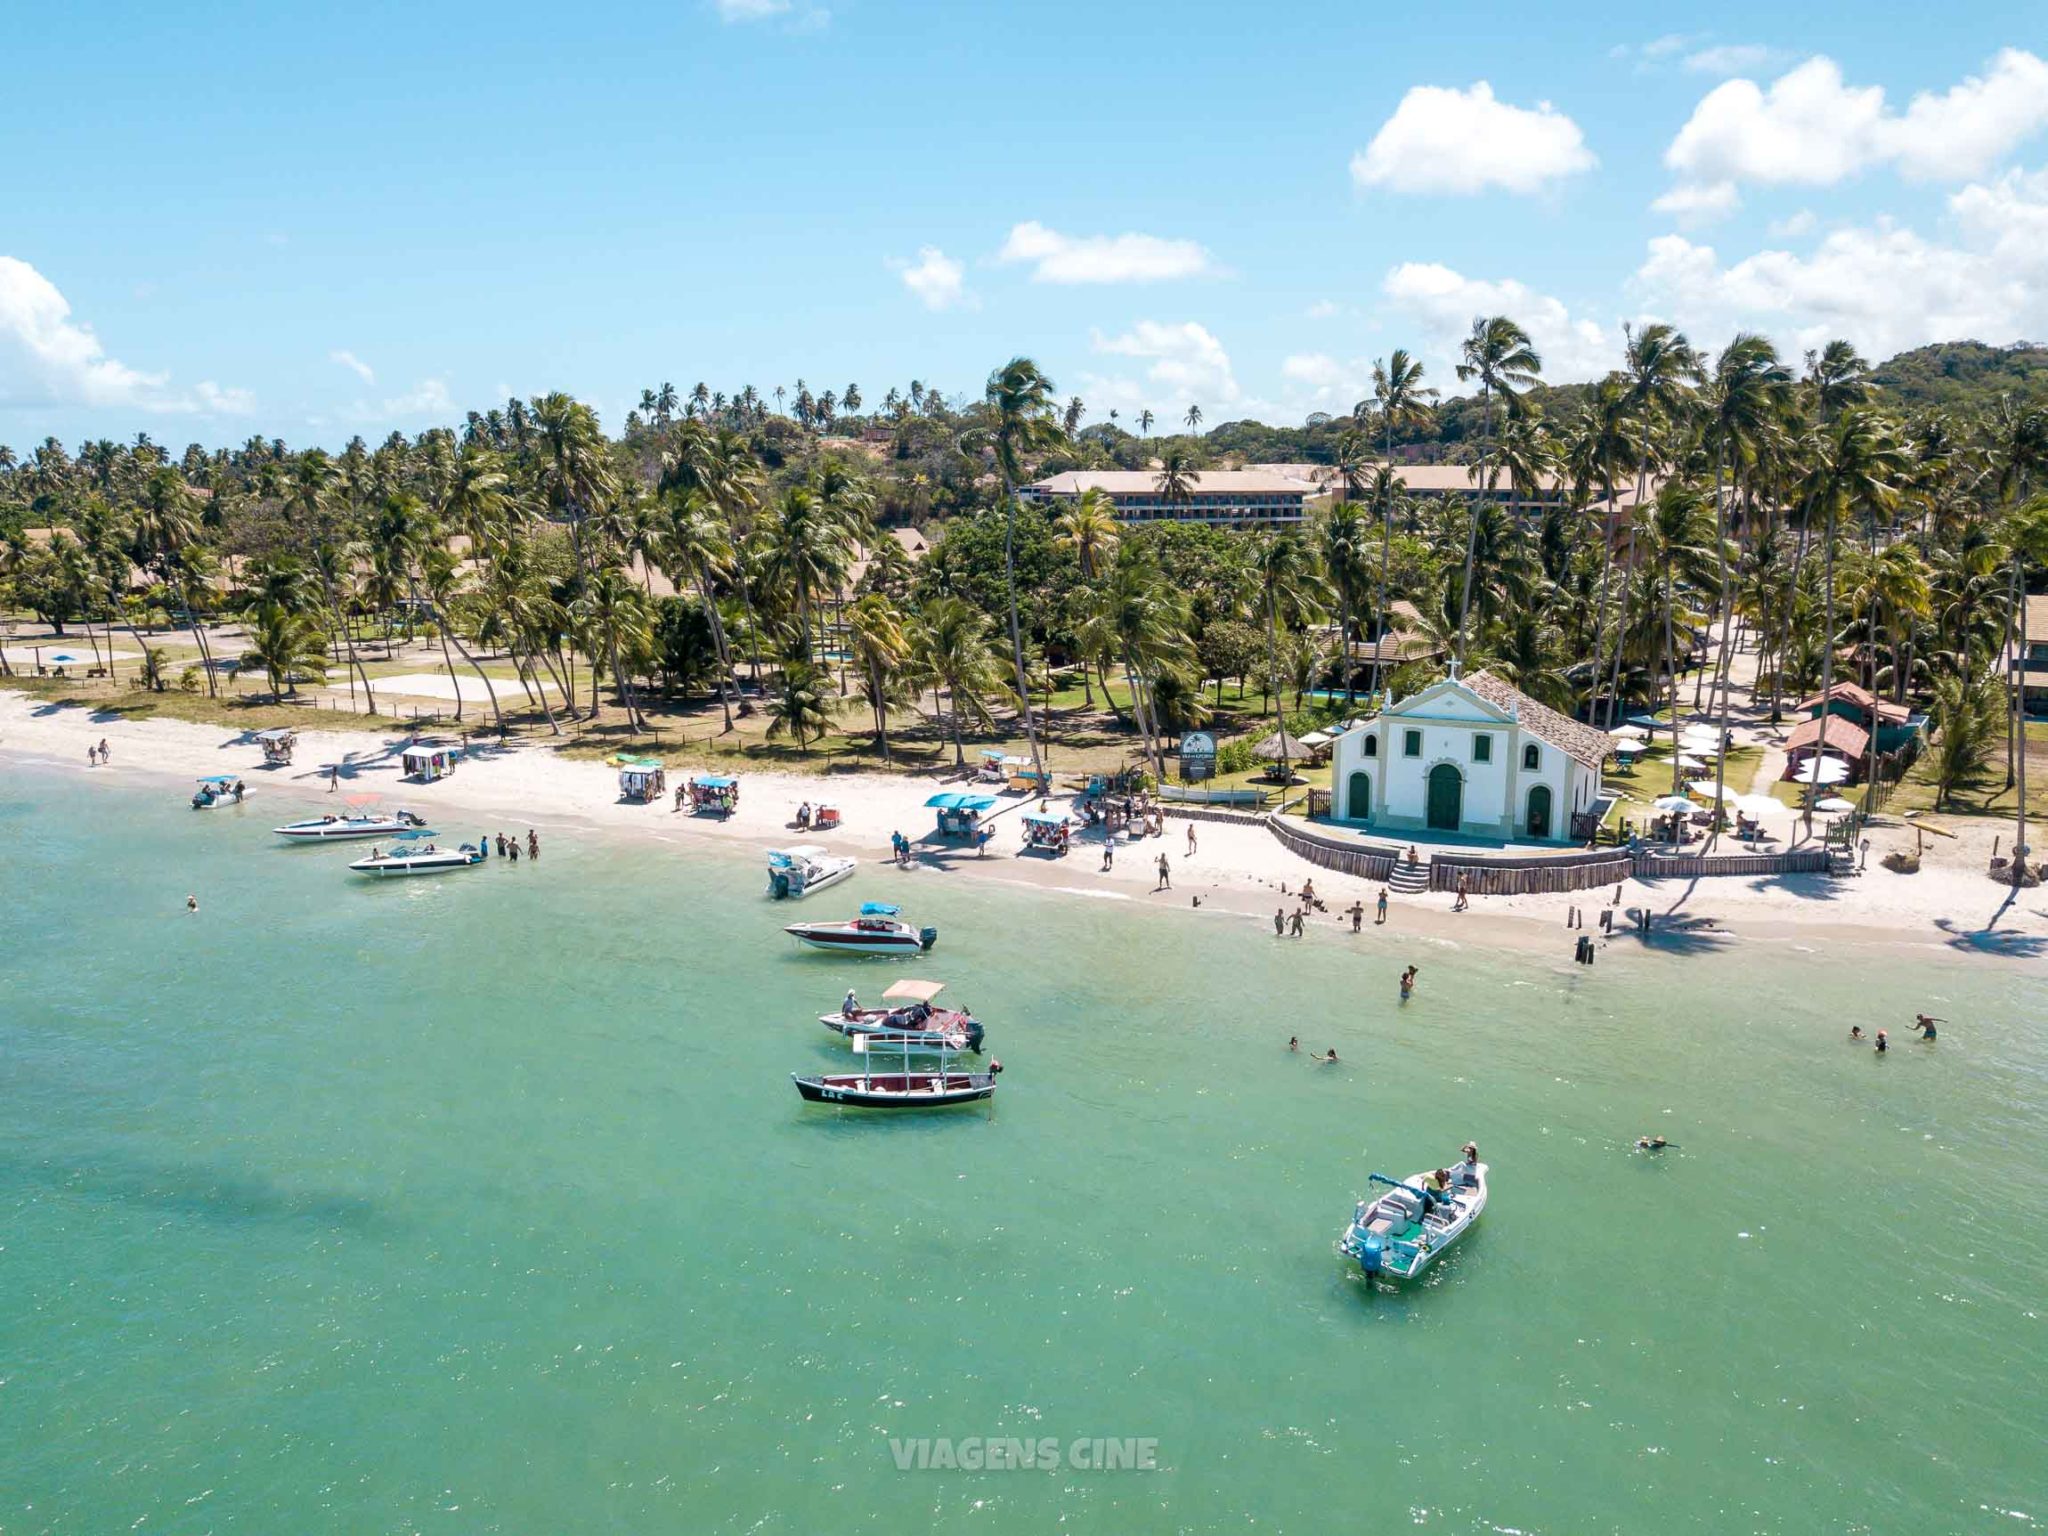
left=1100, top=841, right=1114, bottom=873
left=1453, top=875, right=1470, bottom=912
left=1347, top=901, right=1364, bottom=933
left=1376, top=887, right=1389, bottom=925
left=526, top=829, right=539, bottom=861
left=99, top=738, right=110, bottom=765
left=86, top=745, right=96, bottom=768
left=1155, top=853, right=1171, bottom=891
left=1186, top=822, right=1197, bottom=856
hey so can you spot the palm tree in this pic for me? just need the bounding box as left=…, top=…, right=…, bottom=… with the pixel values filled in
left=1926, top=665, right=2002, bottom=810
left=1154, top=449, right=1198, bottom=506
left=765, top=659, right=836, bottom=754
left=981, top=357, right=1066, bottom=778
left=1053, top=488, right=1122, bottom=707
left=1183, top=404, right=1203, bottom=433
left=1252, top=530, right=1327, bottom=785
left=1451, top=316, right=1541, bottom=671
left=1365, top=350, right=1436, bottom=695
left=2002, top=495, right=2048, bottom=877
left=1315, top=501, right=1371, bottom=707
left=847, top=593, right=913, bottom=760
left=569, top=565, right=655, bottom=729
left=1702, top=334, right=1794, bottom=836
left=246, top=600, right=327, bottom=699
left=1804, top=409, right=1909, bottom=832
left=1138, top=409, right=1155, bottom=437
left=653, top=488, right=740, bottom=730
left=915, top=594, right=1014, bottom=765
left=129, top=467, right=218, bottom=695
left=1089, top=548, right=1195, bottom=782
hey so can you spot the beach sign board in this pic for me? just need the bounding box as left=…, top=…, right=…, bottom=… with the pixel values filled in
left=1180, top=730, right=1217, bottom=782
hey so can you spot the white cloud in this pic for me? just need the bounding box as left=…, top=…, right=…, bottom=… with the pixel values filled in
left=1683, top=43, right=1783, bottom=76
left=1651, top=179, right=1742, bottom=224
left=194, top=381, right=256, bottom=415
left=1665, top=50, right=2048, bottom=192
left=347, top=377, right=454, bottom=423
left=1768, top=209, right=1818, bottom=238
left=1380, top=261, right=1614, bottom=384
left=0, top=254, right=249, bottom=414
left=1351, top=82, right=1596, bottom=195
left=1305, top=299, right=1343, bottom=320
left=330, top=348, right=375, bottom=383
left=1080, top=321, right=1243, bottom=422
left=714, top=0, right=828, bottom=27
left=1280, top=352, right=1369, bottom=413
left=996, top=221, right=1216, bottom=284
left=1634, top=167, right=2048, bottom=359
left=891, top=246, right=970, bottom=311
left=1610, top=33, right=1705, bottom=67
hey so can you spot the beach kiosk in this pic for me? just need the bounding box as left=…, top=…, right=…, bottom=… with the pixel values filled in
left=255, top=726, right=297, bottom=766
left=688, top=774, right=739, bottom=818
left=401, top=742, right=460, bottom=783
left=926, top=791, right=996, bottom=843
left=613, top=754, right=666, bottom=804
left=1021, top=809, right=1071, bottom=856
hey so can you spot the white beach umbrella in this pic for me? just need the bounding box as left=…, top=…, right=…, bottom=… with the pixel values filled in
left=1676, top=753, right=1707, bottom=771
left=1687, top=779, right=1730, bottom=800
left=1652, top=794, right=1695, bottom=813
left=1732, top=793, right=1780, bottom=816
left=1610, top=725, right=1649, bottom=741
left=1801, top=757, right=1852, bottom=786
left=1814, top=796, right=1857, bottom=815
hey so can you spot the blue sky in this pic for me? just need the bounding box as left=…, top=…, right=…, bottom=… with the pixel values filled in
left=3, top=0, right=2045, bottom=448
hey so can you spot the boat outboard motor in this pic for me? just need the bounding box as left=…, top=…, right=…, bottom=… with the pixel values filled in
left=1355, top=1228, right=1386, bottom=1274
left=962, top=1019, right=986, bottom=1054
left=771, top=872, right=792, bottom=899
left=918, top=926, right=939, bottom=951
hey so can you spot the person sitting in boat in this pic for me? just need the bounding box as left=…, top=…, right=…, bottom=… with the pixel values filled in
left=1426, top=1168, right=1451, bottom=1193
left=1454, top=1143, right=1481, bottom=1187
left=369, top=846, right=382, bottom=859
left=842, top=989, right=860, bottom=1018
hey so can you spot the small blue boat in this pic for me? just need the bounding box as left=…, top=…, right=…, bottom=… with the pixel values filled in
left=1339, top=1160, right=1489, bottom=1280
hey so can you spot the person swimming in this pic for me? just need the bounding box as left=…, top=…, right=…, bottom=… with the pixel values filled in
left=1849, top=1025, right=1864, bottom=1041
left=1287, top=1036, right=1300, bottom=1052
left=1635, top=1135, right=1670, bottom=1152
left=1316, top=1048, right=1339, bottom=1065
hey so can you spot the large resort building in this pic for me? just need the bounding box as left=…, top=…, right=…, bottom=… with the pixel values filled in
left=1021, top=463, right=1571, bottom=526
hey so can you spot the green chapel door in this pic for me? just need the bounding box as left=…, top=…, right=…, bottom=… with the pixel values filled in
left=1426, top=763, right=1463, bottom=831
left=1527, top=783, right=1553, bottom=839
left=1347, top=770, right=1371, bottom=820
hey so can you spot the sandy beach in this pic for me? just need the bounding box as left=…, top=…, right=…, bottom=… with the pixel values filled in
left=7, top=691, right=2040, bottom=964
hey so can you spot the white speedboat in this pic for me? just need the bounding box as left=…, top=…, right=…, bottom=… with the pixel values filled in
left=273, top=809, right=426, bottom=841
left=348, top=835, right=486, bottom=877
left=1338, top=1159, right=1489, bottom=1280
left=765, top=844, right=856, bottom=900
left=784, top=902, right=936, bottom=956
left=191, top=776, right=251, bottom=809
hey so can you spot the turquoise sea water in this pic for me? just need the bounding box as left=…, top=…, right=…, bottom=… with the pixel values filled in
left=3, top=761, right=2046, bottom=1534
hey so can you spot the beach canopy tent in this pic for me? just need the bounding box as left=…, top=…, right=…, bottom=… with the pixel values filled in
left=688, top=775, right=738, bottom=816
left=927, top=791, right=996, bottom=839
left=402, top=743, right=460, bottom=782
left=1021, top=809, right=1072, bottom=853
left=882, top=979, right=946, bottom=1004
left=255, top=727, right=296, bottom=764
left=611, top=754, right=665, bottom=803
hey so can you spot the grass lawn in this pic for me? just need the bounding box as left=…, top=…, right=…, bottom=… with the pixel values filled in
left=1888, top=719, right=2048, bottom=819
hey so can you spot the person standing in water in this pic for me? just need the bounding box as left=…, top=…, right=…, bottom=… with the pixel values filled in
left=1376, top=887, right=1389, bottom=925
left=1399, top=965, right=1418, bottom=999
left=1273, top=907, right=1286, bottom=937
left=526, top=829, right=539, bottom=861
left=1874, top=1029, right=1888, bottom=1054
left=185, top=893, right=199, bottom=913
left=1913, top=1014, right=1943, bottom=1041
